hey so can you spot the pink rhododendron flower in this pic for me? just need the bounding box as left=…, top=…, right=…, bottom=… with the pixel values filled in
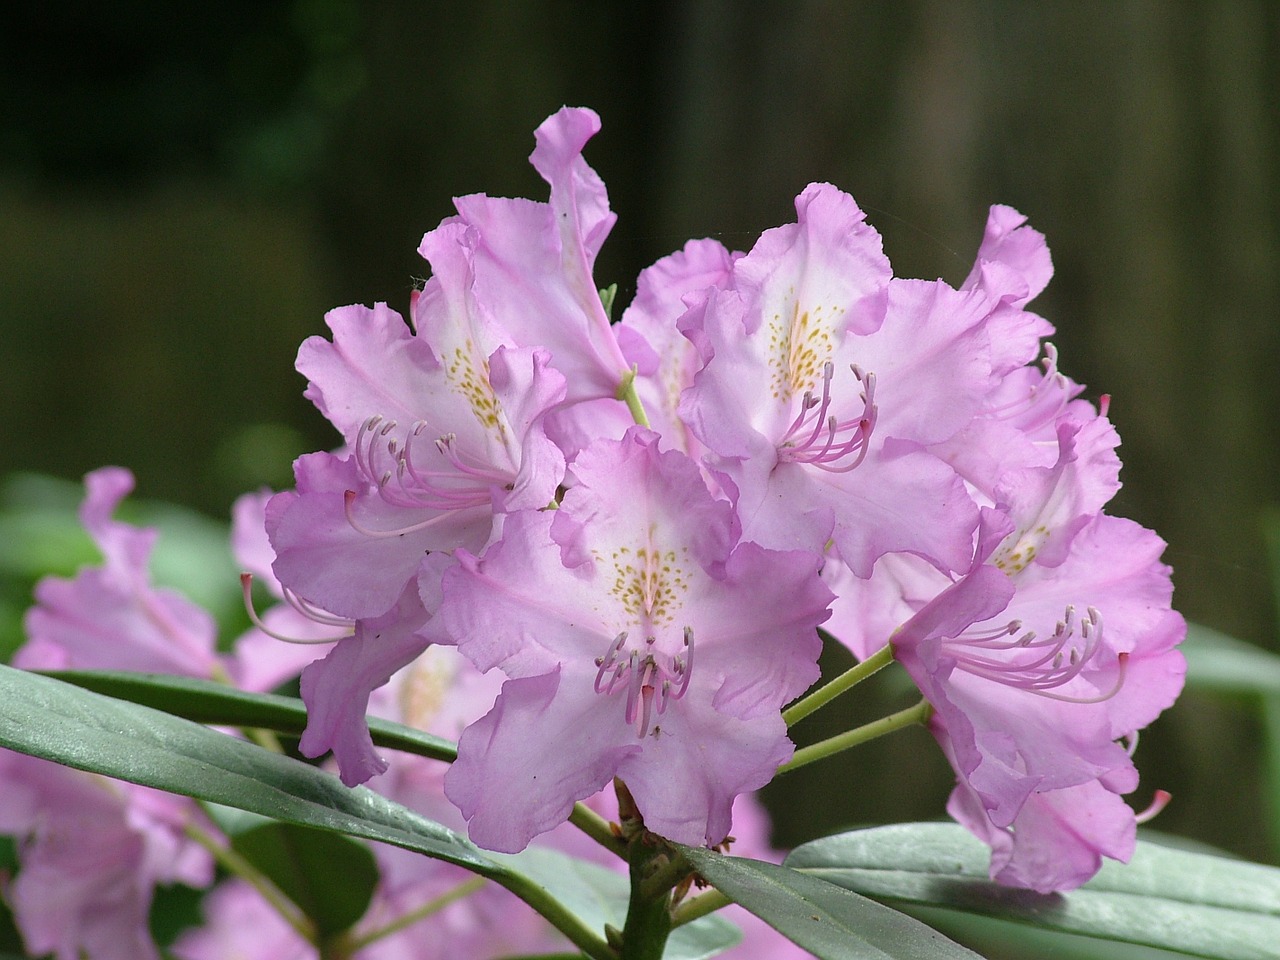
left=297, top=580, right=435, bottom=785
left=226, top=488, right=341, bottom=693
left=679, top=182, right=984, bottom=576
left=269, top=296, right=566, bottom=621
left=172, top=880, right=310, bottom=960
left=440, top=427, right=832, bottom=852
left=888, top=451, right=1185, bottom=890
left=19, top=467, right=219, bottom=676
left=0, top=752, right=211, bottom=960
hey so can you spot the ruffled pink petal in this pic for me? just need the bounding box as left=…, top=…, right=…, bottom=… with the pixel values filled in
left=948, top=774, right=1136, bottom=893
left=298, top=584, right=433, bottom=786
left=449, top=107, right=629, bottom=402
left=445, top=669, right=638, bottom=853
left=962, top=204, right=1054, bottom=307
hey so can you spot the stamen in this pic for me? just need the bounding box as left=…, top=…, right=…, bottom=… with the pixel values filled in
left=776, top=362, right=878, bottom=472
left=594, top=627, right=696, bottom=738
left=1123, top=729, right=1141, bottom=757
left=945, top=606, right=1126, bottom=704
left=352, top=416, right=505, bottom=514
left=594, top=632, right=629, bottom=692
left=674, top=626, right=694, bottom=699
left=282, top=586, right=354, bottom=627
left=983, top=342, right=1073, bottom=428
left=239, top=573, right=351, bottom=644
left=342, top=490, right=469, bottom=539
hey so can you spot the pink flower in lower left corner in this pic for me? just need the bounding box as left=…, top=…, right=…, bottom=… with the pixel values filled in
left=0, top=752, right=211, bottom=960
left=438, top=427, right=833, bottom=853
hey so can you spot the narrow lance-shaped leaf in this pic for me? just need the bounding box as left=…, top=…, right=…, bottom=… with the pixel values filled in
left=1180, top=623, right=1280, bottom=697
left=0, top=666, right=746, bottom=960
left=0, top=665, right=616, bottom=959
left=41, top=669, right=458, bottom=762
left=678, top=844, right=984, bottom=960
left=786, top=823, right=1280, bottom=960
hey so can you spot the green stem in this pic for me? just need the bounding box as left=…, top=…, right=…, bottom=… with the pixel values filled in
left=343, top=876, right=486, bottom=951
left=619, top=835, right=674, bottom=960
left=669, top=889, right=730, bottom=928
left=778, top=698, right=933, bottom=774
left=616, top=367, right=651, bottom=428
left=184, top=820, right=314, bottom=943
left=495, top=871, right=617, bottom=960
left=638, top=849, right=691, bottom=902
left=782, top=643, right=894, bottom=727
left=569, top=801, right=627, bottom=860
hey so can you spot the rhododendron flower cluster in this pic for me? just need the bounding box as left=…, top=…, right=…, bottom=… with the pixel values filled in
left=265, top=105, right=1184, bottom=892
left=1, top=104, right=1187, bottom=960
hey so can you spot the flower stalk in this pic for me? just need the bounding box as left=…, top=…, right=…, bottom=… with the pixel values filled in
left=779, top=698, right=934, bottom=775
left=783, top=642, right=895, bottom=727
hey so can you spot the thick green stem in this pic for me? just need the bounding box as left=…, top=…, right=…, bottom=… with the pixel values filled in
left=619, top=836, right=675, bottom=960
left=783, top=643, right=894, bottom=727
left=569, top=801, right=627, bottom=860
left=778, top=698, right=933, bottom=774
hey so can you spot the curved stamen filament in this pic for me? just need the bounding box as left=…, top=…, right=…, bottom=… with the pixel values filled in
left=240, top=573, right=351, bottom=644
left=777, top=361, right=878, bottom=472
left=984, top=342, right=1074, bottom=428
left=354, top=417, right=504, bottom=514
left=1134, top=788, right=1172, bottom=825
left=343, top=490, right=473, bottom=539
left=946, top=606, right=1125, bottom=704
left=594, top=628, right=696, bottom=738
left=281, top=585, right=353, bottom=627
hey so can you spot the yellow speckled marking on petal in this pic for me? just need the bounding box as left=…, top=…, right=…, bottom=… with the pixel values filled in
left=446, top=340, right=506, bottom=439
left=595, top=539, right=690, bottom=628
left=994, top=524, right=1050, bottom=575
left=399, top=654, right=451, bottom=731
left=766, top=293, right=843, bottom=401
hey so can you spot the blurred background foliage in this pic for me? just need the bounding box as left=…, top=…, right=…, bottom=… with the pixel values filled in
left=2, top=0, right=1279, bottom=930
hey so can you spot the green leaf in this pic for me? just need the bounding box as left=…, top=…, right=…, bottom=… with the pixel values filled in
left=678, top=845, right=984, bottom=960
left=0, top=664, right=487, bottom=871
left=0, top=665, right=612, bottom=959
left=42, top=669, right=457, bottom=762
left=902, top=904, right=1207, bottom=960
left=231, top=821, right=379, bottom=938
left=786, top=822, right=1280, bottom=960
left=494, top=847, right=742, bottom=960
left=1181, top=622, right=1280, bottom=696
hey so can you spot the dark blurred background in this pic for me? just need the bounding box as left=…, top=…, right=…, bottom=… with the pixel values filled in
left=2, top=0, right=1278, bottom=872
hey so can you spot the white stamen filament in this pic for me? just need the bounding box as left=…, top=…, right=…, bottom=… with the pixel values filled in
left=945, top=605, right=1127, bottom=704
left=240, top=573, right=351, bottom=644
